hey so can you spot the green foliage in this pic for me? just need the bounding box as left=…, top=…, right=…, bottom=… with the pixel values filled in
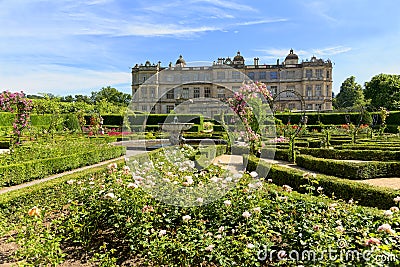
left=63, top=114, right=81, bottom=132
left=364, top=73, right=400, bottom=109
left=296, top=154, right=400, bottom=180
left=334, top=76, right=367, bottom=109
left=299, top=147, right=400, bottom=161
left=90, top=86, right=132, bottom=107
left=2, top=150, right=400, bottom=266
left=0, top=139, right=125, bottom=187
left=246, top=155, right=399, bottom=210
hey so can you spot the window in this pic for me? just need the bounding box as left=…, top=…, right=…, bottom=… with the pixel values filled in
left=306, top=69, right=312, bottom=78
left=306, top=104, right=313, bottom=110
left=270, top=86, right=278, bottom=95
left=326, top=70, right=330, bottom=79
left=150, top=88, right=155, bottom=98
left=316, top=104, right=322, bottom=110
left=182, top=87, right=189, bottom=99
left=141, top=105, right=147, bottom=111
left=192, top=73, right=199, bottom=81
left=217, top=71, right=225, bottom=80
left=286, top=71, right=295, bottom=79
left=270, top=71, right=278, bottom=79
left=194, top=87, right=200, bottom=98
left=288, top=103, right=296, bottom=110
left=204, top=87, right=211, bottom=98
left=182, top=74, right=190, bottom=82
left=232, top=86, right=240, bottom=92
left=166, top=105, right=175, bottom=113
left=316, top=69, right=323, bottom=79
left=247, top=72, right=255, bottom=80
left=316, top=85, right=322, bottom=96
left=217, top=87, right=225, bottom=99
left=141, top=88, right=147, bottom=99
left=285, top=86, right=295, bottom=98
left=166, top=89, right=174, bottom=99
left=198, top=72, right=205, bottom=81
left=259, top=71, right=266, bottom=80
left=307, top=86, right=312, bottom=97
left=286, top=91, right=295, bottom=98
left=326, top=85, right=330, bottom=96
left=232, top=72, right=241, bottom=79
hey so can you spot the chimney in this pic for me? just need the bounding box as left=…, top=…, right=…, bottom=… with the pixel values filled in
left=277, top=59, right=280, bottom=66
left=254, top=57, right=259, bottom=66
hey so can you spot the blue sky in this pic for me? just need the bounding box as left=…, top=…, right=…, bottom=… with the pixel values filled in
left=0, top=0, right=399, bottom=96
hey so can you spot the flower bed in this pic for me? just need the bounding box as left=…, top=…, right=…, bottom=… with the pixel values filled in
left=0, top=147, right=399, bottom=266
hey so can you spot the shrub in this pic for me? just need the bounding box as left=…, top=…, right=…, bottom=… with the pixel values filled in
left=296, top=154, right=400, bottom=179
left=298, top=147, right=400, bottom=161
left=245, top=155, right=400, bottom=209
left=0, top=142, right=125, bottom=187
left=63, top=114, right=81, bottom=132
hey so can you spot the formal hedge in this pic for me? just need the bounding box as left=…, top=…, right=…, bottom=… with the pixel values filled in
left=0, top=159, right=125, bottom=214
left=231, top=145, right=290, bottom=161
left=0, top=145, right=125, bottom=187
left=339, top=144, right=400, bottom=151
left=296, top=154, right=400, bottom=180
left=245, top=155, right=399, bottom=210
left=298, top=147, right=400, bottom=161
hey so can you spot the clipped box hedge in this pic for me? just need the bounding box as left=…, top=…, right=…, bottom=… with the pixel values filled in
left=231, top=145, right=290, bottom=161
left=339, top=144, right=400, bottom=151
left=0, top=145, right=125, bottom=187
left=245, top=155, right=399, bottom=210
left=296, top=154, right=400, bottom=180
left=298, top=147, right=400, bottom=161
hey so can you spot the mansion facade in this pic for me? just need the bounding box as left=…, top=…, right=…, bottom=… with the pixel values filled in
left=131, top=49, right=333, bottom=117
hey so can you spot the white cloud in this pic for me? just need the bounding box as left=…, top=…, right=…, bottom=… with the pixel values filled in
left=1, top=65, right=129, bottom=95
left=189, top=0, right=256, bottom=12
left=312, top=46, right=352, bottom=56
left=235, top=19, right=288, bottom=26
left=116, top=24, right=220, bottom=37
left=255, top=46, right=351, bottom=61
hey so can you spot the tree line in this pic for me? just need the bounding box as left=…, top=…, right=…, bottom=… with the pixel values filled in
left=334, top=74, right=400, bottom=110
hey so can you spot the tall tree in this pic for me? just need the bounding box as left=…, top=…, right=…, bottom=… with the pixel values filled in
left=91, top=86, right=132, bottom=106
left=364, top=74, right=400, bottom=110
left=334, top=76, right=366, bottom=109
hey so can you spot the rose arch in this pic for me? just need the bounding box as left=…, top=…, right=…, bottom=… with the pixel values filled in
left=0, top=91, right=33, bottom=145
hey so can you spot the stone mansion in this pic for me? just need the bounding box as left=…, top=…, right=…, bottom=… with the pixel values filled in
left=131, top=49, right=333, bottom=116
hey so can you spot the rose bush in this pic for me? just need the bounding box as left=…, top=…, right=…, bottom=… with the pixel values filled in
left=1, top=145, right=399, bottom=266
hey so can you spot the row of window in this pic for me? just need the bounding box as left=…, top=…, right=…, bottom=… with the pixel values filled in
left=142, top=102, right=327, bottom=113
left=137, top=69, right=331, bottom=84
left=248, top=69, right=330, bottom=80
left=269, top=85, right=330, bottom=97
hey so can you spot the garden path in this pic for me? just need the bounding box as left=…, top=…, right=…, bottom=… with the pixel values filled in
left=358, top=178, right=400, bottom=190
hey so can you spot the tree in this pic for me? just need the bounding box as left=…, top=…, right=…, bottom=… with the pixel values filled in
left=91, top=86, right=132, bottom=107
left=364, top=74, right=400, bottom=110
left=334, top=76, right=366, bottom=109
left=74, top=94, right=92, bottom=104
